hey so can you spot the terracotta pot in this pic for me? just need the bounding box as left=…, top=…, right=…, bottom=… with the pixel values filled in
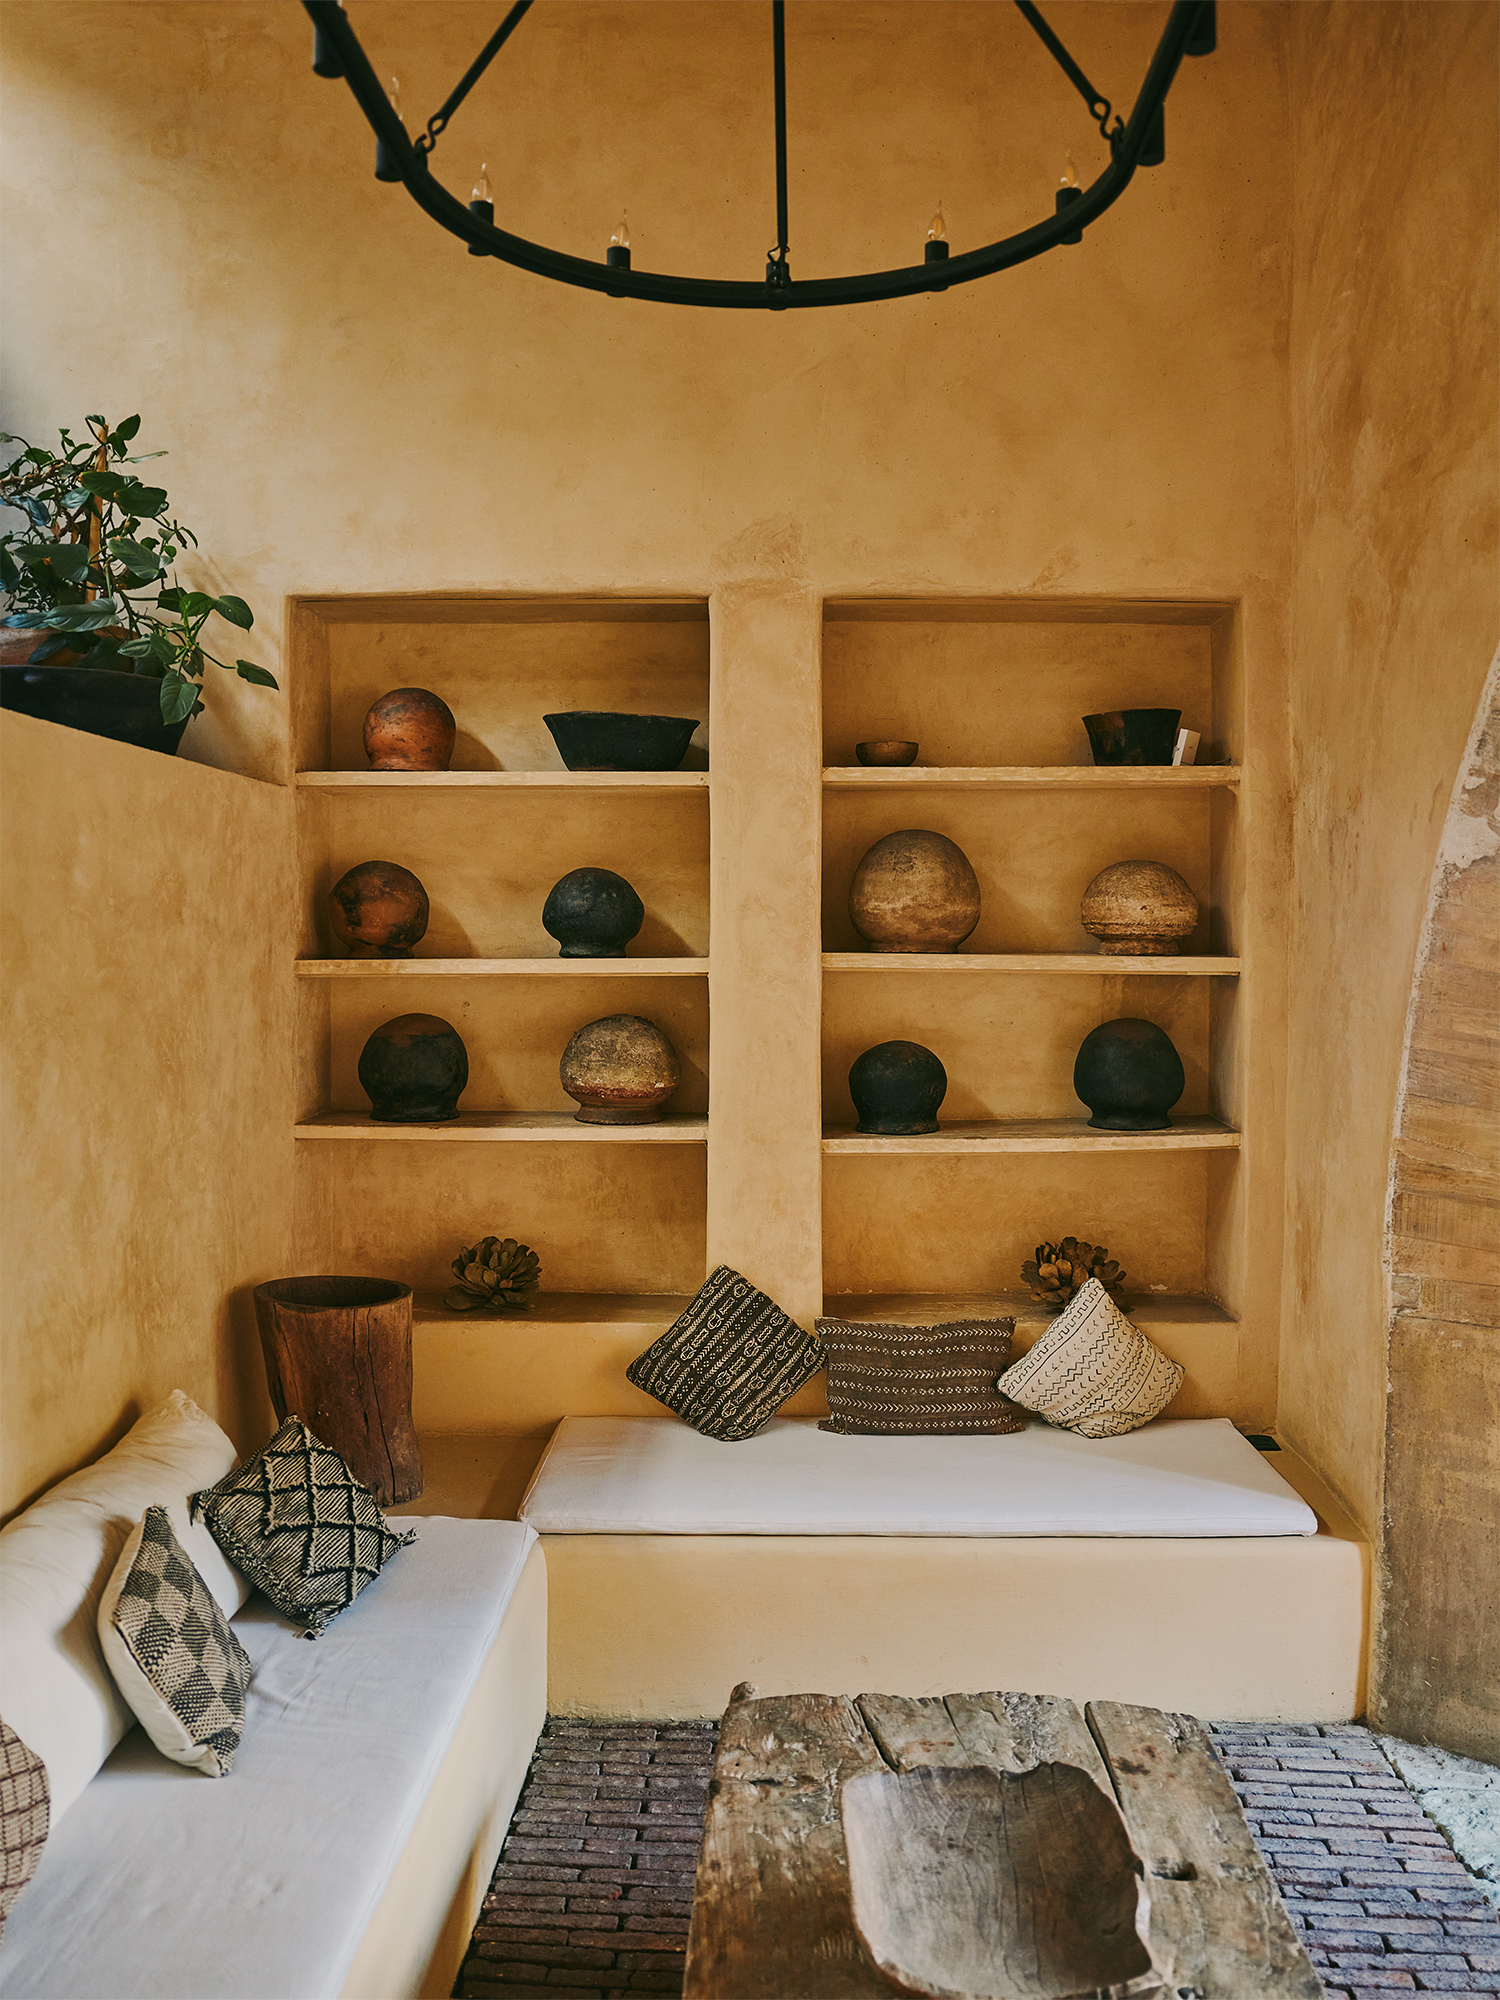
left=856, top=740, right=919, bottom=767
left=357, top=1014, right=468, bottom=1123
left=0, top=665, right=189, bottom=756
left=849, top=829, right=981, bottom=953
left=364, top=687, right=456, bottom=771
left=542, top=867, right=645, bottom=958
left=1073, top=1018, right=1185, bottom=1131
left=329, top=860, right=430, bottom=958
left=543, top=711, right=699, bottom=772
left=849, top=1040, right=948, bottom=1134
left=560, top=1014, right=680, bottom=1124
left=1080, top=859, right=1199, bottom=955
left=1082, top=708, right=1181, bottom=767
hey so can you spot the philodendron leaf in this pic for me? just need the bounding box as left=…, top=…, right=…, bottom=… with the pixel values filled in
left=214, top=594, right=253, bottom=630
left=109, top=415, right=142, bottom=446
left=156, top=585, right=182, bottom=613
left=49, top=597, right=123, bottom=631
left=158, top=672, right=200, bottom=725
left=106, top=538, right=164, bottom=577
left=176, top=589, right=214, bottom=618
left=235, top=660, right=278, bottom=687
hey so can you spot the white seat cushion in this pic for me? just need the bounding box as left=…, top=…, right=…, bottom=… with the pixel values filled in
left=519, top=1416, right=1318, bottom=1537
left=0, top=1518, right=537, bottom=2000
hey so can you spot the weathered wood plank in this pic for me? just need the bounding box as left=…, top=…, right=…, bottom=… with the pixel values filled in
left=1086, top=1701, right=1322, bottom=1999
left=856, top=1689, right=1115, bottom=1800
left=684, top=1685, right=890, bottom=1999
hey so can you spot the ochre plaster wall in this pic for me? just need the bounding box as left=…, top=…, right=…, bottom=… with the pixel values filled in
left=1278, top=2, right=1500, bottom=1547
left=0, top=715, right=296, bottom=1517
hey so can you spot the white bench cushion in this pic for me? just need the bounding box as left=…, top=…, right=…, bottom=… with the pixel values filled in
left=0, top=1518, right=537, bottom=2000
left=519, top=1416, right=1318, bottom=1537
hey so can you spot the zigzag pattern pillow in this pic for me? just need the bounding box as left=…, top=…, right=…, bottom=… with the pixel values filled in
left=192, top=1418, right=414, bottom=1637
left=997, top=1278, right=1183, bottom=1438
left=816, top=1318, right=1025, bottom=1434
left=627, top=1267, right=826, bottom=1442
left=98, top=1507, right=253, bottom=1777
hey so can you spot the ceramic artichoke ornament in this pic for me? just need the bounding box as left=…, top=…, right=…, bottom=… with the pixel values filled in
left=1021, top=1238, right=1127, bottom=1311
left=445, top=1236, right=541, bottom=1312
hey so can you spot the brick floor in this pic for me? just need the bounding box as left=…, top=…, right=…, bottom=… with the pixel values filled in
left=453, top=1720, right=1497, bottom=1998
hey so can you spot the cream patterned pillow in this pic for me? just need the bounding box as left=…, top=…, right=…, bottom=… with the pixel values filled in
left=996, top=1279, right=1183, bottom=1437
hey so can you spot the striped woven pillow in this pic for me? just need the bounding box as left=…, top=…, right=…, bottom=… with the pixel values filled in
left=814, top=1318, right=1024, bottom=1435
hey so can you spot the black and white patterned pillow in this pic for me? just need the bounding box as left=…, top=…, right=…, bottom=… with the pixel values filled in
left=97, top=1507, right=253, bottom=1778
left=0, top=1719, right=49, bottom=1935
left=192, top=1417, right=414, bottom=1637
left=816, top=1318, right=1025, bottom=1435
left=626, top=1266, right=826, bottom=1442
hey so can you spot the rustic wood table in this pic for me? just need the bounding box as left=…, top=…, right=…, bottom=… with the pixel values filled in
left=684, top=1683, right=1323, bottom=2000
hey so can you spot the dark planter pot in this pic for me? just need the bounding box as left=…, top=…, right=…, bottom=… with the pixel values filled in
left=1082, top=708, right=1181, bottom=767
left=543, top=866, right=645, bottom=957
left=0, top=666, right=189, bottom=757
left=1073, top=1017, right=1185, bottom=1131
left=849, top=1039, right=948, bottom=1135
left=543, top=710, right=699, bottom=772
left=358, top=1014, right=469, bottom=1123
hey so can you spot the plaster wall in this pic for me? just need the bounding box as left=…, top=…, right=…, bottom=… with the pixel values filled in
left=1278, top=3, right=1500, bottom=1547
left=0, top=715, right=295, bottom=1518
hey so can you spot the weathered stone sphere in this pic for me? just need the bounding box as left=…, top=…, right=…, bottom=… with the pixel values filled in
left=849, top=1041, right=948, bottom=1135
left=560, top=1015, right=680, bottom=1125
left=363, top=687, right=456, bottom=771
left=330, top=860, right=430, bottom=958
left=542, top=867, right=645, bottom=958
left=1080, top=860, right=1199, bottom=956
left=358, top=1014, right=468, bottom=1123
left=849, top=829, right=981, bottom=954
left=1073, top=1018, right=1185, bottom=1132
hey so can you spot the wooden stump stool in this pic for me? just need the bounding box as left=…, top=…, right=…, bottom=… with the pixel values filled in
left=252, top=1277, right=422, bottom=1507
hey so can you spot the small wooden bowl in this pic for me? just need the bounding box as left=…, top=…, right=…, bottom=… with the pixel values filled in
left=856, top=740, right=919, bottom=766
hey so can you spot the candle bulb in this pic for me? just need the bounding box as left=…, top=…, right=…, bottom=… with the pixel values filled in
left=924, top=205, right=949, bottom=264
left=606, top=216, right=631, bottom=271
left=375, top=74, right=404, bottom=182
left=1055, top=154, right=1083, bottom=244
left=468, top=164, right=494, bottom=256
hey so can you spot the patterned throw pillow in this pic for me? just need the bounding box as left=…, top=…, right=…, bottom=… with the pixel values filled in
left=97, top=1506, right=253, bottom=1778
left=815, top=1318, right=1026, bottom=1435
left=996, top=1278, right=1184, bottom=1438
left=627, top=1266, right=827, bottom=1442
left=0, top=1719, right=48, bottom=1937
left=192, top=1417, right=414, bottom=1637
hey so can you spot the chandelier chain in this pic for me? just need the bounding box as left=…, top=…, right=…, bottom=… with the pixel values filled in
left=1013, top=1, right=1123, bottom=143
left=413, top=0, right=534, bottom=158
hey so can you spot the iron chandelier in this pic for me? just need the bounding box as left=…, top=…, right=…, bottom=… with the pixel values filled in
left=302, top=0, right=1216, bottom=310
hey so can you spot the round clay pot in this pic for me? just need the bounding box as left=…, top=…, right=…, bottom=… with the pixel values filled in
left=358, top=1014, right=468, bottom=1123
left=363, top=688, right=456, bottom=771
left=560, top=1014, right=680, bottom=1124
left=849, top=829, right=981, bottom=954
left=542, top=867, right=645, bottom=958
left=1073, top=1018, right=1185, bottom=1132
left=849, top=1040, right=948, bottom=1134
left=1082, top=708, right=1181, bottom=767
left=1080, top=859, right=1199, bottom=956
left=329, top=860, right=430, bottom=958
left=856, top=740, right=919, bottom=767
left=543, top=711, right=699, bottom=772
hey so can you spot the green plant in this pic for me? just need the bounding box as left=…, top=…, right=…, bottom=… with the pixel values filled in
left=444, top=1236, right=542, bottom=1313
left=1, top=414, right=278, bottom=725
left=1021, top=1237, right=1128, bottom=1311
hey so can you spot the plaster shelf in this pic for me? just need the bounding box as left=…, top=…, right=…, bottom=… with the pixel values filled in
left=296, top=770, right=708, bottom=792
left=412, top=1289, right=693, bottom=1330
left=821, top=953, right=1241, bottom=975
left=822, top=766, right=1239, bottom=790
left=295, top=958, right=709, bottom=978
left=295, top=1112, right=709, bottom=1143
left=821, top=1117, right=1240, bottom=1154
left=822, top=1291, right=1236, bottom=1329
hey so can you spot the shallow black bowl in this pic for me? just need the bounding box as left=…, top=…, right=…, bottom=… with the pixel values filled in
left=1, top=666, right=189, bottom=757
left=543, top=710, right=700, bottom=772
left=1082, top=707, right=1181, bottom=767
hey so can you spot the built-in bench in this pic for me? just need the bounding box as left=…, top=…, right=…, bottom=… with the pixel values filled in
left=519, top=1416, right=1368, bottom=1722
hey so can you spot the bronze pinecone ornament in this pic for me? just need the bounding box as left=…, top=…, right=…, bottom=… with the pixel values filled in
left=445, top=1236, right=541, bottom=1312
left=1022, top=1238, right=1127, bottom=1311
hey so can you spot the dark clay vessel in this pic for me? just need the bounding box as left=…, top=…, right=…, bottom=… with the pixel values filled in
left=542, top=867, right=645, bottom=958
left=1073, top=1017, right=1185, bottom=1131
left=364, top=687, right=457, bottom=771
left=358, top=1013, right=469, bottom=1123
left=543, top=711, right=699, bottom=772
left=330, top=860, right=430, bottom=958
left=849, top=1040, right=948, bottom=1135
left=1082, top=708, right=1182, bottom=767
left=0, top=666, right=190, bottom=756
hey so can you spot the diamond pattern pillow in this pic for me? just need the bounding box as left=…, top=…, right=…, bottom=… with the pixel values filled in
left=0, top=1719, right=48, bottom=1937
left=627, top=1266, right=826, bottom=1442
left=97, top=1507, right=253, bottom=1778
left=815, top=1317, right=1025, bottom=1434
left=192, top=1417, right=414, bottom=1638
left=996, top=1278, right=1184, bottom=1438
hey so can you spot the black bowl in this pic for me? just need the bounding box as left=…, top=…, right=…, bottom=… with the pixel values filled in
left=1, top=666, right=189, bottom=756
left=543, top=711, right=700, bottom=772
left=1082, top=708, right=1181, bottom=767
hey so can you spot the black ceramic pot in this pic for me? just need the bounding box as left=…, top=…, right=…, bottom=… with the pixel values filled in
left=1082, top=708, right=1182, bottom=767
left=543, top=711, right=699, bottom=772
left=1073, top=1018, right=1185, bottom=1131
left=358, top=1014, right=469, bottom=1123
left=542, top=867, right=646, bottom=957
left=849, top=1040, right=948, bottom=1135
left=0, top=666, right=190, bottom=756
